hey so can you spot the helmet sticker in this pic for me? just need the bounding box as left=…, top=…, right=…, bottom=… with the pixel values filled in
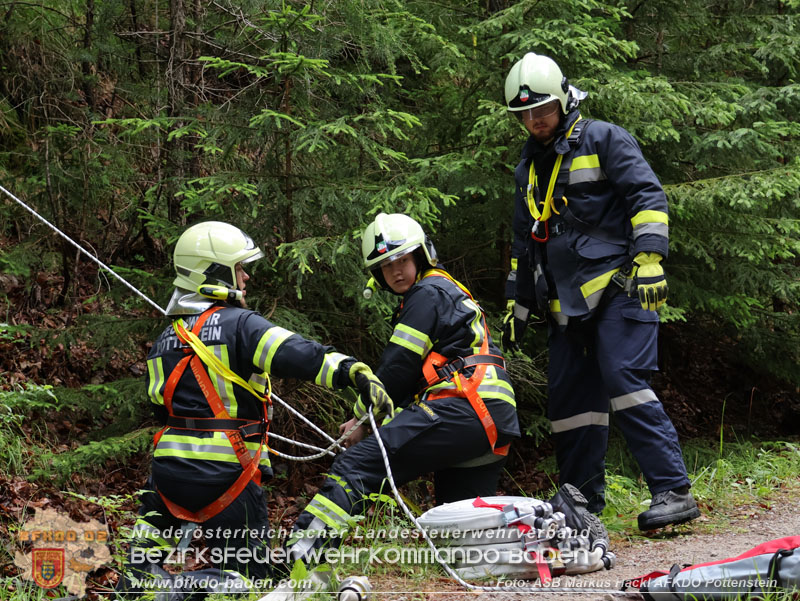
left=519, top=89, right=529, bottom=102
left=376, top=240, right=387, bottom=254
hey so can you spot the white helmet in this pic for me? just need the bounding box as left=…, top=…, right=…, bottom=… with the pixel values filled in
left=172, top=221, right=263, bottom=293
left=505, top=53, right=570, bottom=114
left=361, top=213, right=438, bottom=291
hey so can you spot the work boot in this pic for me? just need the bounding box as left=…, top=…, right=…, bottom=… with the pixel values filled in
left=637, top=486, right=700, bottom=531
left=548, top=483, right=609, bottom=553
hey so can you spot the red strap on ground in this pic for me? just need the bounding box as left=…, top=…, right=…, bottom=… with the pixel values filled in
left=623, top=571, right=669, bottom=589
left=472, top=498, right=553, bottom=584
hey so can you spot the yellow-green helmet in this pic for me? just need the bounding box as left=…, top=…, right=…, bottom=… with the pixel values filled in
left=361, top=213, right=438, bottom=291
left=172, top=221, right=263, bottom=292
left=505, top=53, right=570, bottom=114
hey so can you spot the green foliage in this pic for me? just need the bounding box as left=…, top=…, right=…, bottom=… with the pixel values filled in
left=0, top=380, right=150, bottom=479
left=0, top=11, right=799, bottom=595
left=34, top=428, right=154, bottom=485
left=602, top=439, right=800, bottom=534
left=503, top=352, right=549, bottom=443
left=2, top=0, right=796, bottom=385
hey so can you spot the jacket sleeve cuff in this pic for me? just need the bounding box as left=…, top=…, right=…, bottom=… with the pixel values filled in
left=632, top=236, right=668, bottom=260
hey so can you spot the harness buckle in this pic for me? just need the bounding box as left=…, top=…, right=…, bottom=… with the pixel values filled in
left=439, top=357, right=465, bottom=379
left=611, top=263, right=634, bottom=293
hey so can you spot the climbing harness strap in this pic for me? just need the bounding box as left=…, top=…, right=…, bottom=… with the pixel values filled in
left=155, top=306, right=270, bottom=523
left=418, top=270, right=510, bottom=456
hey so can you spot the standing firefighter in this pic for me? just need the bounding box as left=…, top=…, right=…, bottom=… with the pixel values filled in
left=501, top=53, right=699, bottom=530
left=123, top=221, right=390, bottom=590
left=285, top=213, right=520, bottom=563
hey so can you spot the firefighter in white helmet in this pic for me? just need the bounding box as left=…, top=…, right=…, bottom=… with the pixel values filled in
left=502, top=53, right=699, bottom=530
left=121, top=221, right=391, bottom=593
left=285, top=213, right=520, bottom=563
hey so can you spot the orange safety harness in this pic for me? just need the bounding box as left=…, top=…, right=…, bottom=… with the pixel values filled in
left=153, top=306, right=270, bottom=523
left=417, top=270, right=510, bottom=456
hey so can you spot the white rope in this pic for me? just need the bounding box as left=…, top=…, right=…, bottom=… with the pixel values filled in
left=1, top=182, right=617, bottom=593
left=366, top=409, right=620, bottom=594
left=270, top=392, right=346, bottom=452
left=268, top=414, right=367, bottom=461
left=268, top=432, right=335, bottom=457
left=0, top=184, right=167, bottom=315
left=0, top=181, right=353, bottom=459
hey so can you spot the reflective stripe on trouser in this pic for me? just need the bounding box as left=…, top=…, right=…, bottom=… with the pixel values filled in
left=124, top=475, right=271, bottom=581
left=547, top=293, right=689, bottom=513
left=287, top=399, right=510, bottom=561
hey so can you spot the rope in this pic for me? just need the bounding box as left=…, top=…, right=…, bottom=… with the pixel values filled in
left=0, top=182, right=352, bottom=458
left=366, top=408, right=620, bottom=594
left=0, top=183, right=618, bottom=593
left=270, top=392, right=346, bottom=453
left=0, top=184, right=167, bottom=315
left=267, top=414, right=367, bottom=461
left=268, top=432, right=335, bottom=457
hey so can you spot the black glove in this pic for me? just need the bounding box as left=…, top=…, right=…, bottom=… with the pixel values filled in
left=349, top=362, right=394, bottom=419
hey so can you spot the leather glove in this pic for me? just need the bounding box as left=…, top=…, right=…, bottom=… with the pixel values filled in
left=633, top=252, right=668, bottom=311
left=501, top=299, right=529, bottom=352
left=349, top=362, right=394, bottom=419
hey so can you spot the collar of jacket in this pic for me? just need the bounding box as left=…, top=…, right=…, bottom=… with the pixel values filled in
left=520, top=109, right=582, bottom=160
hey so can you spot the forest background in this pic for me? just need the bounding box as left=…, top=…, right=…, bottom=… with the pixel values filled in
left=0, top=0, right=799, bottom=596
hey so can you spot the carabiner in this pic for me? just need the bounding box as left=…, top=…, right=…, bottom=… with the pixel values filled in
left=531, top=219, right=549, bottom=242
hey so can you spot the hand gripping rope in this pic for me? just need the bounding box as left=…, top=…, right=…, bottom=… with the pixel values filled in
left=3, top=184, right=619, bottom=594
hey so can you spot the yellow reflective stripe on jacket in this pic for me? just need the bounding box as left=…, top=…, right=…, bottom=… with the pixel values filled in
left=315, top=352, right=348, bottom=388
left=147, top=357, right=165, bottom=406
left=155, top=432, right=271, bottom=467
left=462, top=298, right=484, bottom=354
left=580, top=268, right=620, bottom=311
left=207, top=344, right=237, bottom=417
left=569, top=154, right=606, bottom=185
left=390, top=323, right=432, bottom=357
left=254, top=326, right=294, bottom=372
left=510, top=257, right=518, bottom=271
left=132, top=517, right=177, bottom=549
left=248, top=371, right=269, bottom=394
left=549, top=299, right=569, bottom=327
left=426, top=366, right=515, bottom=407
left=305, top=493, right=351, bottom=530
left=631, top=209, right=669, bottom=240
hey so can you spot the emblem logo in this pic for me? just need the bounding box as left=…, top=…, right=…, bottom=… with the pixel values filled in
left=32, top=548, right=65, bottom=589
left=519, top=89, right=529, bottom=102
left=376, top=240, right=387, bottom=254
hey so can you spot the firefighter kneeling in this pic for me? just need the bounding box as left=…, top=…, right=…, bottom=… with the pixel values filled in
left=284, top=213, right=521, bottom=568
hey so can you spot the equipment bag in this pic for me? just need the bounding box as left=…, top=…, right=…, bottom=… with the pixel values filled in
left=628, top=536, right=800, bottom=600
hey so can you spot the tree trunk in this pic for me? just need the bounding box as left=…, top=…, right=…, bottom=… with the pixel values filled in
left=166, top=0, right=186, bottom=223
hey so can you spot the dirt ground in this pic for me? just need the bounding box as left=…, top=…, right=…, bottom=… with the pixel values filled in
left=357, top=487, right=800, bottom=600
